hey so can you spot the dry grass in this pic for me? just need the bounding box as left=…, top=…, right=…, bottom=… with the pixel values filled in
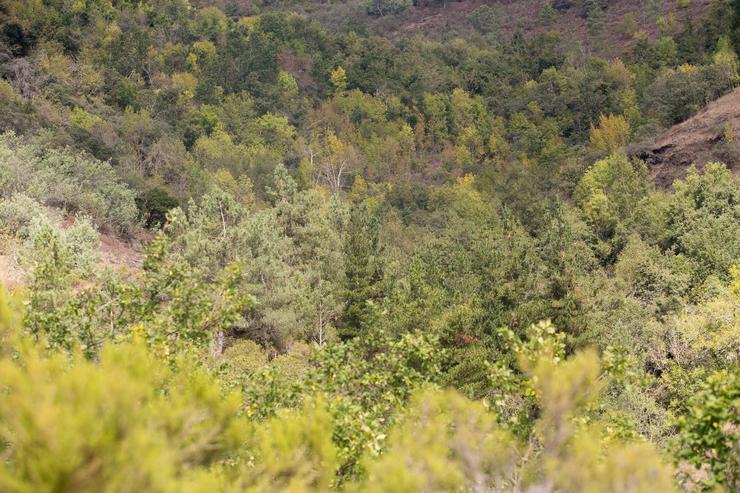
left=639, top=88, right=740, bottom=188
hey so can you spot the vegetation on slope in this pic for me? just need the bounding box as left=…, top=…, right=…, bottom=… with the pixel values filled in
left=0, top=0, right=738, bottom=492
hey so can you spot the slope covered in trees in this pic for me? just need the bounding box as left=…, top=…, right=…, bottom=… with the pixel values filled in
left=0, top=0, right=738, bottom=492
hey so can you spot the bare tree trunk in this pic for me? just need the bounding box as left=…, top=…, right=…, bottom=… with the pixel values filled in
left=211, top=330, right=225, bottom=358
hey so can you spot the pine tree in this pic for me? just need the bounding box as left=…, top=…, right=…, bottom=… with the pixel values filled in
left=339, top=202, right=385, bottom=339
left=584, top=0, right=607, bottom=35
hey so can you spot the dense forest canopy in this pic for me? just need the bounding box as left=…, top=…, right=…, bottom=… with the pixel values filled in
left=0, top=0, right=738, bottom=491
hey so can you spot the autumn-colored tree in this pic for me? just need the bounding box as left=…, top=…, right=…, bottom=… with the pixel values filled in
left=589, top=113, right=631, bottom=154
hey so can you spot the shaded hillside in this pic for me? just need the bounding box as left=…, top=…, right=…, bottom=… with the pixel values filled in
left=637, top=88, right=740, bottom=188
left=275, top=0, right=718, bottom=58
left=0, top=0, right=739, bottom=491
left=390, top=0, right=712, bottom=44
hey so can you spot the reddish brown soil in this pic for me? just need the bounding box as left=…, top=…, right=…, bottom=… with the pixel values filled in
left=371, top=0, right=714, bottom=54
left=99, top=232, right=146, bottom=272
left=0, top=230, right=146, bottom=290
left=638, top=88, right=740, bottom=188
left=0, top=253, right=24, bottom=289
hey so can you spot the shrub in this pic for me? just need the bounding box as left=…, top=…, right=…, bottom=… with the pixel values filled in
left=0, top=336, right=249, bottom=492
left=469, top=5, right=500, bottom=34
left=136, top=188, right=180, bottom=228
left=676, top=370, right=740, bottom=490
left=365, top=0, right=411, bottom=16
left=0, top=133, right=139, bottom=234
left=19, top=214, right=99, bottom=279
left=0, top=193, right=48, bottom=238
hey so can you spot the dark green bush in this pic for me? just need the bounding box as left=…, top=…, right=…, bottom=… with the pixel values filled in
left=137, top=188, right=179, bottom=228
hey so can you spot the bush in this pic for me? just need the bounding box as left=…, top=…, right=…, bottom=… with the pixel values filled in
left=136, top=188, right=180, bottom=228
left=0, top=336, right=249, bottom=492
left=0, top=192, right=99, bottom=278
left=614, top=235, right=691, bottom=315
left=0, top=133, right=139, bottom=234
left=676, top=370, right=740, bottom=490
left=469, top=5, right=500, bottom=34
left=0, top=193, right=48, bottom=238
left=19, top=214, right=99, bottom=279
left=365, top=0, right=411, bottom=16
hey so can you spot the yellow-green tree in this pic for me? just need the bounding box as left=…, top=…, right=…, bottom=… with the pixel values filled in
left=589, top=113, right=631, bottom=154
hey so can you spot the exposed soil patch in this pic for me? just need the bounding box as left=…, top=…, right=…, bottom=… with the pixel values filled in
left=0, top=252, right=25, bottom=289
left=636, top=88, right=740, bottom=188
left=99, top=232, right=147, bottom=273
left=0, top=229, right=147, bottom=290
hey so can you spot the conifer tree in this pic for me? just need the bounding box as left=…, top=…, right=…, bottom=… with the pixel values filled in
left=339, top=202, right=385, bottom=339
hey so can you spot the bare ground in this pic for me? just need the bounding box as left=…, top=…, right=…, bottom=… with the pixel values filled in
left=99, top=233, right=146, bottom=273
left=0, top=252, right=25, bottom=289
left=0, top=232, right=145, bottom=290
left=637, top=88, right=740, bottom=188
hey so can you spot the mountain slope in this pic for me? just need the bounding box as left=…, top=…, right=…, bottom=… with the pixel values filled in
left=638, top=88, right=739, bottom=188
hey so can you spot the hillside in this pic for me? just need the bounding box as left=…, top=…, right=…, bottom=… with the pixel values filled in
left=638, top=87, right=740, bottom=187
left=269, top=0, right=717, bottom=56
left=0, top=0, right=739, bottom=491
left=381, top=0, right=713, bottom=46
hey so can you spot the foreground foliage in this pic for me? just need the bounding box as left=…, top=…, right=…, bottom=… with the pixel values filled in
left=0, top=0, right=738, bottom=491
left=0, top=289, right=683, bottom=493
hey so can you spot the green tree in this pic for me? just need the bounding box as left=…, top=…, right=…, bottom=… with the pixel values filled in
left=663, top=163, right=740, bottom=286
left=575, top=153, right=649, bottom=262
left=137, top=188, right=179, bottom=228
left=676, top=370, right=740, bottom=490
left=468, top=5, right=501, bottom=35
left=340, top=202, right=385, bottom=339
left=589, top=113, right=631, bottom=154
left=365, top=0, right=412, bottom=16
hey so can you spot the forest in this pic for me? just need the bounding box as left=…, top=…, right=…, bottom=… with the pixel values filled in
left=0, top=0, right=738, bottom=491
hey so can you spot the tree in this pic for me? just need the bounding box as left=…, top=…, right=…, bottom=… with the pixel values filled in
left=585, top=0, right=607, bottom=34
left=589, top=113, right=631, bottom=154
left=676, top=370, right=740, bottom=490
left=136, top=188, right=179, bottom=228
left=536, top=205, right=596, bottom=334
left=468, top=5, right=500, bottom=34
left=540, top=4, right=559, bottom=26
left=575, top=153, right=648, bottom=261
left=316, top=130, right=358, bottom=192
left=365, top=0, right=412, bottom=16
left=621, top=12, right=638, bottom=38
left=422, top=93, right=448, bottom=148
left=339, top=202, right=385, bottom=339
left=331, top=66, right=348, bottom=95
left=713, top=35, right=739, bottom=88
left=663, top=162, right=740, bottom=286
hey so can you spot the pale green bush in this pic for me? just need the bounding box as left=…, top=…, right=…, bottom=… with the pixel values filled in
left=0, top=193, right=49, bottom=238
left=0, top=132, right=139, bottom=234
left=19, top=214, right=99, bottom=279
